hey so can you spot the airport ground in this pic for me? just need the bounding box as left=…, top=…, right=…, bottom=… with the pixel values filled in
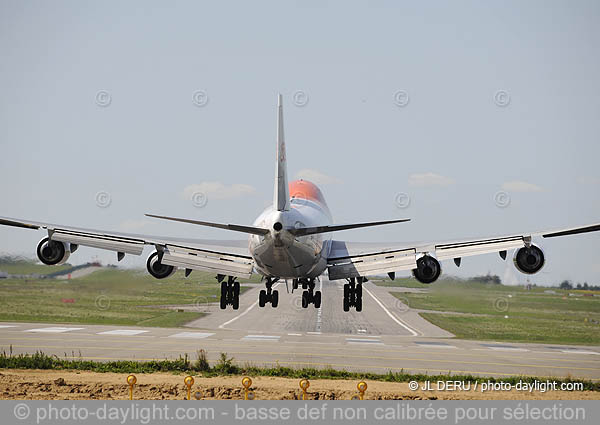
left=0, top=259, right=599, bottom=400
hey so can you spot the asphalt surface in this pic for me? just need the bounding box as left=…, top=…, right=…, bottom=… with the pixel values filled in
left=1, top=280, right=599, bottom=380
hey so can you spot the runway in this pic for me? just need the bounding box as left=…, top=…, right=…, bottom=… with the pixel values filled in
left=0, top=280, right=599, bottom=380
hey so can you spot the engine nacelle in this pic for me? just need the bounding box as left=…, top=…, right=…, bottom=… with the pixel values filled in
left=513, top=244, right=545, bottom=274
left=412, top=255, right=442, bottom=284
left=146, top=251, right=176, bottom=279
left=36, top=237, right=71, bottom=266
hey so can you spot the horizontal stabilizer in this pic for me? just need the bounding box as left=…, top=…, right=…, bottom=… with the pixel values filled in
left=145, top=214, right=270, bottom=236
left=289, top=218, right=410, bottom=237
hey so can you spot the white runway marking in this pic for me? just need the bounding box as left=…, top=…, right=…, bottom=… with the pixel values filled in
left=315, top=279, right=323, bottom=333
left=287, top=333, right=302, bottom=336
left=307, top=331, right=322, bottom=335
left=242, top=335, right=280, bottom=341
left=25, top=327, right=84, bottom=333
left=489, top=347, right=529, bottom=352
left=98, top=330, right=149, bottom=336
left=168, top=332, right=214, bottom=339
left=362, top=285, right=419, bottom=336
left=218, top=282, right=282, bottom=329
left=347, top=338, right=384, bottom=345
left=0, top=325, right=17, bottom=328
left=561, top=350, right=600, bottom=355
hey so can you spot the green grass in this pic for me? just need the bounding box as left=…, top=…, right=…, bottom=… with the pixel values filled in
left=0, top=257, right=71, bottom=276
left=390, top=280, right=600, bottom=345
left=2, top=350, right=597, bottom=391
left=0, top=265, right=257, bottom=328
left=372, top=277, right=432, bottom=288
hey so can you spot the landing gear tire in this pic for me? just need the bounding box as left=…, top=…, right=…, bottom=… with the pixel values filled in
left=259, top=290, right=267, bottom=308
left=220, top=281, right=228, bottom=310
left=343, top=278, right=364, bottom=312
left=302, top=291, right=309, bottom=309
left=219, top=276, right=240, bottom=309
left=258, top=278, right=279, bottom=308
left=314, top=291, right=322, bottom=308
left=299, top=278, right=320, bottom=309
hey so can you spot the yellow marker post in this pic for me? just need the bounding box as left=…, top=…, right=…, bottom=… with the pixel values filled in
left=299, top=379, right=310, bottom=400
left=184, top=376, right=195, bottom=400
left=356, top=381, right=367, bottom=400
left=126, top=374, right=137, bottom=400
left=242, top=377, right=253, bottom=400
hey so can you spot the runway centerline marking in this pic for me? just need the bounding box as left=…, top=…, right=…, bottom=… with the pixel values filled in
left=97, top=330, right=149, bottom=336
left=362, top=285, right=419, bottom=336
left=315, top=279, right=323, bottom=333
left=218, top=282, right=282, bottom=330
left=25, top=327, right=84, bottom=333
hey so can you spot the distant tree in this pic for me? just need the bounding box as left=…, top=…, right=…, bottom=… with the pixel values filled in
left=559, top=280, right=573, bottom=290
left=583, top=282, right=589, bottom=290
left=469, top=274, right=501, bottom=285
left=576, top=283, right=582, bottom=289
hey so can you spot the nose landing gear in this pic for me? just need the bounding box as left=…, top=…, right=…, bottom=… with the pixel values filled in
left=259, top=277, right=279, bottom=308
left=298, top=278, right=321, bottom=308
left=343, top=277, right=364, bottom=312
left=219, top=275, right=240, bottom=310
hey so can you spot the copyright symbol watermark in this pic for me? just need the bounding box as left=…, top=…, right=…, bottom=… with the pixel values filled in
left=493, top=297, right=509, bottom=313
left=394, top=192, right=411, bottom=209
left=95, top=191, right=112, bottom=208
left=193, top=296, right=210, bottom=313
left=394, top=297, right=410, bottom=314
left=13, top=403, right=30, bottom=420
left=292, top=90, right=309, bottom=107
left=193, top=90, right=209, bottom=107
left=408, top=381, right=419, bottom=391
left=95, top=90, right=112, bottom=107
left=191, top=191, right=208, bottom=208
left=290, top=294, right=303, bottom=312
left=494, top=90, right=510, bottom=107
left=95, top=295, right=111, bottom=311
left=393, top=90, right=410, bottom=107
left=494, top=191, right=510, bottom=208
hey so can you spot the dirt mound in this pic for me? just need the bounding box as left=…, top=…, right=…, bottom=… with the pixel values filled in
left=0, top=370, right=597, bottom=400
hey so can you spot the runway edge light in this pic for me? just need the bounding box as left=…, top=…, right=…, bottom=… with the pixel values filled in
left=126, top=374, right=137, bottom=400
left=184, top=376, right=195, bottom=400
left=242, top=376, right=254, bottom=400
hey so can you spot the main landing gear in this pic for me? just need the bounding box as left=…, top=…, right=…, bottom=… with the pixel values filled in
left=219, top=275, right=240, bottom=310
left=343, top=277, right=365, bottom=312
left=295, top=278, right=321, bottom=309
left=259, top=277, right=279, bottom=308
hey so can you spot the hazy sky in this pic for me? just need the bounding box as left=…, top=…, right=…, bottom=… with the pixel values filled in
left=1, top=0, right=599, bottom=286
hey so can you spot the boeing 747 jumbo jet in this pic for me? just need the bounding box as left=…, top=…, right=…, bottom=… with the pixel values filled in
left=1, top=95, right=599, bottom=311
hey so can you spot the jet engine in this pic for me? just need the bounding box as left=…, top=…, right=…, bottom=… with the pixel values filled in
left=513, top=244, right=545, bottom=274
left=146, top=251, right=176, bottom=279
left=36, top=237, right=71, bottom=266
left=412, top=255, right=442, bottom=284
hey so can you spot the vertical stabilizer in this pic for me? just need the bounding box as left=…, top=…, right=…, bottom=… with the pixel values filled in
left=274, top=94, right=290, bottom=211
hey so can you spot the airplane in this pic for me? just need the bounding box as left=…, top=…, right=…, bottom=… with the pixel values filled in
left=1, top=94, right=599, bottom=312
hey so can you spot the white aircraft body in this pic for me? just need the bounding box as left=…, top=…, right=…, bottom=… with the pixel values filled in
left=1, top=95, right=599, bottom=311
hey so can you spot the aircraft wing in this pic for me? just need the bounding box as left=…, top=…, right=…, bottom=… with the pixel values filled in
left=326, top=222, right=600, bottom=280
left=0, top=216, right=254, bottom=278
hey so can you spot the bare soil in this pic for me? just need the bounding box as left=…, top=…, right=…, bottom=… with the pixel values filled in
left=0, top=370, right=597, bottom=400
